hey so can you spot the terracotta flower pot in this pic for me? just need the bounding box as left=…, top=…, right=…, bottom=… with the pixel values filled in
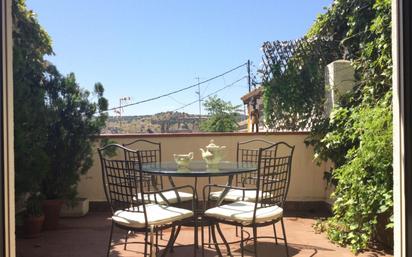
left=24, top=215, right=45, bottom=238
left=42, top=199, right=63, bottom=230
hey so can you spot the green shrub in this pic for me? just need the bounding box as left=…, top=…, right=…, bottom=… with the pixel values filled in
left=325, top=101, right=392, bottom=251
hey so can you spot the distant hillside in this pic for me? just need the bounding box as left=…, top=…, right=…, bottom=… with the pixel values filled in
left=102, top=112, right=205, bottom=134
left=102, top=111, right=247, bottom=134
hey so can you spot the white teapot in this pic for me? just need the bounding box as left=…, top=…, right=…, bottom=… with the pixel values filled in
left=200, top=140, right=226, bottom=169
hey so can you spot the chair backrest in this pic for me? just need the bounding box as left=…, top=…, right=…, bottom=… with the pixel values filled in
left=237, top=139, right=275, bottom=163
left=255, top=142, right=295, bottom=209
left=236, top=139, right=276, bottom=186
left=123, top=139, right=161, bottom=164
left=123, top=139, right=164, bottom=189
left=98, top=144, right=148, bottom=220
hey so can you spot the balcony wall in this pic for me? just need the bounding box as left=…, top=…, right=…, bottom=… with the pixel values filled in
left=78, top=132, right=331, bottom=203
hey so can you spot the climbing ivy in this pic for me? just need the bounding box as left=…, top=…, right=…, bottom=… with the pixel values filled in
left=261, top=38, right=339, bottom=131
left=261, top=0, right=392, bottom=252
left=326, top=101, right=393, bottom=252
left=308, top=0, right=392, bottom=252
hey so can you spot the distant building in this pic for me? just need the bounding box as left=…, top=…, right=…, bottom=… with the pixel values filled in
left=240, top=86, right=266, bottom=132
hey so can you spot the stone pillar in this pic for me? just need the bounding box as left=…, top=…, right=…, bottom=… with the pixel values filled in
left=324, top=60, right=356, bottom=117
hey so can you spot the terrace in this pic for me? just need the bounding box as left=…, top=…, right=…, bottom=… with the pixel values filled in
left=16, top=133, right=392, bottom=256
left=9, top=1, right=395, bottom=256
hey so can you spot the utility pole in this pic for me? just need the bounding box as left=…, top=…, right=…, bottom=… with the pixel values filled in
left=117, top=96, right=131, bottom=128
left=247, top=59, right=251, bottom=92
left=195, top=77, right=201, bottom=124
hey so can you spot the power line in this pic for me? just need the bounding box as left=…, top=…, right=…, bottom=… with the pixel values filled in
left=105, top=62, right=248, bottom=112
left=173, top=76, right=247, bottom=112
left=167, top=95, right=185, bottom=105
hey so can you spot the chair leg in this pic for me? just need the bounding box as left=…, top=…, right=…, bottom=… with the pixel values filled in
left=194, top=218, right=198, bottom=257
left=253, top=226, right=258, bottom=257
left=106, top=222, right=114, bottom=257
left=144, top=231, right=149, bottom=257
left=170, top=225, right=181, bottom=253
left=149, top=225, right=155, bottom=257
left=236, top=225, right=239, bottom=237
left=124, top=231, right=129, bottom=250
left=208, top=225, right=212, bottom=248
left=201, top=221, right=205, bottom=257
left=211, top=224, right=223, bottom=257
left=281, top=218, right=289, bottom=257
left=240, top=226, right=244, bottom=257
left=216, top=223, right=231, bottom=255
left=156, top=229, right=159, bottom=254
left=161, top=226, right=176, bottom=257
left=273, top=222, right=278, bottom=244
left=194, top=217, right=199, bottom=249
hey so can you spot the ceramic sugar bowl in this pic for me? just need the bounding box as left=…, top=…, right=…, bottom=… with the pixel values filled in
left=173, top=152, right=194, bottom=169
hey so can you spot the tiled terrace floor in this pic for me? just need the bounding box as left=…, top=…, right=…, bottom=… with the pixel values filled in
left=16, top=211, right=392, bottom=257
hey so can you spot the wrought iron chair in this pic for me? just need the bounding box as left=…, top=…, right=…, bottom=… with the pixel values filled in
left=203, top=142, right=294, bottom=257
left=209, top=139, right=276, bottom=202
left=98, top=144, right=196, bottom=257
left=123, top=139, right=194, bottom=205
left=208, top=139, right=277, bottom=238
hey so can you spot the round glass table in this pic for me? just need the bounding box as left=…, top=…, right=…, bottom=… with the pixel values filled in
left=141, top=160, right=257, bottom=204
left=141, top=160, right=258, bottom=251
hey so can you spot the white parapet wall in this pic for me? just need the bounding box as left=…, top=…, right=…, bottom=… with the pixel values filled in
left=324, top=60, right=356, bottom=117
left=78, top=132, right=332, bottom=203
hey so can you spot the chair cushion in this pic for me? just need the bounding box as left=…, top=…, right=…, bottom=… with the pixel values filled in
left=136, top=190, right=193, bottom=204
left=204, top=201, right=283, bottom=225
left=113, top=204, right=193, bottom=228
left=209, top=189, right=271, bottom=202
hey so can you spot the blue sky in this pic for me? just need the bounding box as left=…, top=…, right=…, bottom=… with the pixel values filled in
left=26, top=0, right=332, bottom=116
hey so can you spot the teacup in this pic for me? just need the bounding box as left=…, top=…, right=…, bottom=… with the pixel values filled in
left=173, top=152, right=194, bottom=169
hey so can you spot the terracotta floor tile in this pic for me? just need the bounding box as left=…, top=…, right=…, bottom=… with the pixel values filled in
left=16, top=212, right=392, bottom=257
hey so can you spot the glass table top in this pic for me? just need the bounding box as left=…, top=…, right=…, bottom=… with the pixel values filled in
left=141, top=161, right=257, bottom=177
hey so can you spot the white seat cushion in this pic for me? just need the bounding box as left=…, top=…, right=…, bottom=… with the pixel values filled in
left=136, top=190, right=193, bottom=204
left=209, top=189, right=271, bottom=202
left=204, top=201, right=283, bottom=225
left=113, top=204, right=193, bottom=228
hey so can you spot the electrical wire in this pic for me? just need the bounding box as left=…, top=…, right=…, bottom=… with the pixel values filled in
left=173, top=76, right=247, bottom=112
left=167, top=95, right=186, bottom=106
left=105, top=62, right=248, bottom=112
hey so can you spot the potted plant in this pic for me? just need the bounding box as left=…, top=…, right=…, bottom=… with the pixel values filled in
left=23, top=193, right=45, bottom=238
left=41, top=69, right=108, bottom=229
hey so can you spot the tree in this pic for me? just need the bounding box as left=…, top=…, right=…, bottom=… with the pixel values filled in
left=13, top=0, right=52, bottom=199
left=12, top=0, right=109, bottom=202
left=200, top=96, right=241, bottom=132
left=42, top=69, right=108, bottom=200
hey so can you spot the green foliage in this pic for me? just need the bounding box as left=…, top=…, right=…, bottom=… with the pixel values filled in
left=13, top=0, right=52, bottom=198
left=303, top=0, right=393, bottom=252
left=259, top=0, right=392, bottom=251
left=261, top=39, right=339, bottom=131
left=25, top=193, right=44, bottom=217
left=42, top=71, right=108, bottom=200
left=13, top=0, right=109, bottom=201
left=307, top=0, right=392, bottom=105
left=200, top=96, right=241, bottom=132
left=325, top=102, right=392, bottom=252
